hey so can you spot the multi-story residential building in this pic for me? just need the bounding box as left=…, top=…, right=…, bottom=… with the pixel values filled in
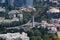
left=5, top=0, right=14, bottom=6
left=14, top=0, right=26, bottom=7
left=0, top=0, right=5, bottom=6
left=14, top=0, right=33, bottom=7
left=5, top=0, right=33, bottom=7
left=26, top=0, right=33, bottom=7
left=0, top=0, right=5, bottom=3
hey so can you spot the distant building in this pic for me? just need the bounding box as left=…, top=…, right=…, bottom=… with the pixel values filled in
left=49, top=0, right=58, bottom=3
left=10, top=0, right=14, bottom=6
left=40, top=0, right=58, bottom=3
left=8, top=10, right=23, bottom=21
left=20, top=7, right=36, bottom=12
left=47, top=7, right=60, bottom=13
left=14, top=0, right=25, bottom=7
left=26, top=0, right=33, bottom=7
left=17, top=13, right=23, bottom=21
left=0, top=17, right=19, bottom=23
left=0, top=0, right=5, bottom=3
left=5, top=0, right=14, bottom=6
left=5, top=0, right=33, bottom=7
left=0, top=0, right=5, bottom=6
left=0, top=7, right=5, bottom=12
left=14, top=0, right=33, bottom=7
left=0, top=32, right=29, bottom=40
left=8, top=10, right=20, bottom=18
left=50, top=18, right=59, bottom=24
left=47, top=7, right=60, bottom=18
left=0, top=10, right=23, bottom=23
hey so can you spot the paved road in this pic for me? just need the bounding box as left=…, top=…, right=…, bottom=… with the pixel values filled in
left=6, top=22, right=41, bottom=29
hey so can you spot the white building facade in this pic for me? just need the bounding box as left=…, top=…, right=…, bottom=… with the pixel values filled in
left=0, top=32, right=29, bottom=40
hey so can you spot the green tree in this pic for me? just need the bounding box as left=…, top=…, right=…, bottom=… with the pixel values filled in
left=34, top=30, right=41, bottom=36
left=30, top=36, right=42, bottom=40
left=43, top=34, right=52, bottom=40
left=27, top=30, right=34, bottom=37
